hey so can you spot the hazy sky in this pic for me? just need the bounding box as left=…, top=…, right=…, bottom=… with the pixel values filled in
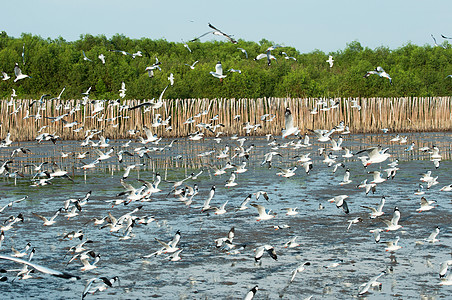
left=2, top=0, right=450, bottom=53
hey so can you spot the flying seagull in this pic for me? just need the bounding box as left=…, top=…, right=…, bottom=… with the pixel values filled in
left=210, top=61, right=227, bottom=81
left=364, top=66, right=392, bottom=84
left=14, top=63, right=31, bottom=82
left=190, top=23, right=238, bottom=44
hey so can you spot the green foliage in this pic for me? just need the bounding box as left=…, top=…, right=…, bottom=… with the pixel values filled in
left=0, top=33, right=451, bottom=99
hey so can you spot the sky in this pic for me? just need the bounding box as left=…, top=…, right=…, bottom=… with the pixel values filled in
left=2, top=0, right=451, bottom=53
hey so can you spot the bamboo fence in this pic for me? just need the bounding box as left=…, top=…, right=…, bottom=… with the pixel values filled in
left=0, top=97, right=451, bottom=141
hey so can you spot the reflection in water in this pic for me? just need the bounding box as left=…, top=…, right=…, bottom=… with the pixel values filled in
left=0, top=132, right=451, bottom=299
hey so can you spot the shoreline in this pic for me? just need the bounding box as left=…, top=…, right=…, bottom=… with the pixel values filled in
left=1, top=97, right=451, bottom=142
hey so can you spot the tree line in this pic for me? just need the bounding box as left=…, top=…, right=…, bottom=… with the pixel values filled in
left=0, top=32, right=451, bottom=100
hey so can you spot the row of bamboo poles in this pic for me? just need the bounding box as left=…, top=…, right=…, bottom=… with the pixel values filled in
left=0, top=97, right=451, bottom=141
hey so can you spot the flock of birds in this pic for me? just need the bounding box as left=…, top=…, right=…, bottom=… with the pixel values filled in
left=0, top=24, right=451, bottom=299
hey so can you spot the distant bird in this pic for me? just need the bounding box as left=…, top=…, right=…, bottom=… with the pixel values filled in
left=364, top=66, right=392, bottom=84
left=82, top=51, right=92, bottom=62
left=13, top=63, right=30, bottom=82
left=168, top=73, right=174, bottom=86
left=431, top=34, right=446, bottom=49
left=181, top=40, right=191, bottom=52
left=1, top=71, right=10, bottom=81
left=326, top=55, right=334, bottom=68
left=210, top=61, right=227, bottom=81
left=237, top=47, right=248, bottom=58
left=98, top=53, right=105, bottom=64
left=185, top=60, right=199, bottom=70
left=190, top=23, right=237, bottom=44
left=281, top=52, right=297, bottom=61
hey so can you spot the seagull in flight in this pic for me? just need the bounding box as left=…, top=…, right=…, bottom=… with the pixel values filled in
left=431, top=34, right=446, bottom=49
left=190, top=23, right=238, bottom=44
left=281, top=52, right=297, bottom=61
left=82, top=51, right=92, bottom=62
left=326, top=55, right=334, bottom=68
left=282, top=107, right=299, bottom=138
left=98, top=53, right=106, bottom=64
left=210, top=61, right=227, bottom=81
left=14, top=63, right=31, bottom=82
left=1, top=71, right=10, bottom=81
left=237, top=47, right=248, bottom=58
left=185, top=60, right=199, bottom=70
left=364, top=66, right=392, bottom=84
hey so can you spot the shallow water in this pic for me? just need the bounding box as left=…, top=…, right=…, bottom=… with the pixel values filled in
left=0, top=132, right=451, bottom=299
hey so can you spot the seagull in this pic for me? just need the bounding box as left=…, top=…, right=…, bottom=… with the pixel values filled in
left=128, top=85, right=168, bottom=111
left=425, top=226, right=440, bottom=243
left=0, top=255, right=80, bottom=280
left=380, top=207, right=402, bottom=231
left=431, top=34, right=446, bottom=49
left=416, top=197, right=435, bottom=212
left=244, top=285, right=258, bottom=300
left=356, top=145, right=391, bottom=167
left=98, top=53, right=105, bottom=64
left=364, top=66, right=392, bottom=84
left=168, top=73, right=174, bottom=86
left=347, top=217, right=363, bottom=230
left=82, top=51, right=92, bottom=62
left=251, top=204, right=275, bottom=221
left=237, top=47, right=248, bottom=58
left=439, top=260, right=452, bottom=278
left=326, top=55, right=334, bottom=68
left=225, top=173, right=237, bottom=187
left=32, top=209, right=62, bottom=226
left=185, top=60, right=198, bottom=70
left=282, top=107, right=299, bottom=138
left=281, top=52, right=297, bottom=61
left=328, top=195, right=349, bottom=214
left=238, top=194, right=252, bottom=210
left=13, top=63, right=30, bottom=82
left=283, top=236, right=300, bottom=248
left=340, top=169, right=352, bottom=185
left=290, top=262, right=311, bottom=283
left=357, top=271, right=386, bottom=295
left=384, top=236, right=402, bottom=252
left=201, top=186, right=216, bottom=212
left=210, top=61, right=227, bottom=81
left=1, top=71, right=10, bottom=81
left=81, top=276, right=117, bottom=300
left=190, top=23, right=238, bottom=44
left=254, top=245, right=277, bottom=263
left=361, top=196, right=386, bottom=218
left=181, top=39, right=191, bottom=52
